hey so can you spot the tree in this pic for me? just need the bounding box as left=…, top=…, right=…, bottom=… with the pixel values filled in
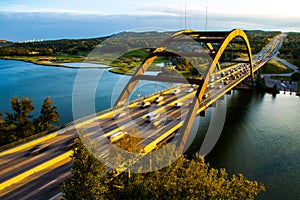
left=255, top=75, right=266, bottom=92
left=62, top=140, right=265, bottom=199
left=34, top=96, right=59, bottom=133
left=0, top=96, right=60, bottom=146
left=4, top=96, right=35, bottom=139
left=107, top=154, right=265, bottom=199
left=61, top=137, right=109, bottom=200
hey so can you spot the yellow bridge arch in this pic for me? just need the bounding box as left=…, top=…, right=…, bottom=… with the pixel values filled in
left=113, top=29, right=254, bottom=153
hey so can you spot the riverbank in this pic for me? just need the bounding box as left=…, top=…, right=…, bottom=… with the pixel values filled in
left=0, top=56, right=113, bottom=69
left=0, top=55, right=83, bottom=65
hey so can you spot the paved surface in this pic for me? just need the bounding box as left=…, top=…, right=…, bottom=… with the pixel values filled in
left=263, top=56, right=299, bottom=93
left=274, top=56, right=299, bottom=72
left=263, top=74, right=297, bottom=92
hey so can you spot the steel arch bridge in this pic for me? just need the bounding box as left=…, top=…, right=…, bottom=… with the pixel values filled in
left=114, top=29, right=255, bottom=153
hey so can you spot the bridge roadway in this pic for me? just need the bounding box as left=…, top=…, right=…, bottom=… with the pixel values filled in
left=0, top=33, right=284, bottom=199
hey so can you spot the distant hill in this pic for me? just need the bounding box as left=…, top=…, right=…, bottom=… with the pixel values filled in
left=0, top=40, right=13, bottom=47
left=0, top=30, right=283, bottom=61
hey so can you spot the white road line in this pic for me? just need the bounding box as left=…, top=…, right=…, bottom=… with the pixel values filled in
left=38, top=179, right=57, bottom=190
left=0, top=154, right=23, bottom=166
left=49, top=192, right=61, bottom=200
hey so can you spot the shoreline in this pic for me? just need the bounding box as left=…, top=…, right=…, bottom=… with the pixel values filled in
left=0, top=57, right=160, bottom=75
left=0, top=56, right=112, bottom=69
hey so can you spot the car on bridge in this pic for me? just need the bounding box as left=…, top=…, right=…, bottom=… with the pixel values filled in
left=186, top=88, right=194, bottom=93
left=154, top=96, right=164, bottom=103
left=112, top=111, right=127, bottom=120
left=141, top=101, right=151, bottom=108
left=174, top=102, right=183, bottom=108
left=25, top=144, right=48, bottom=156
left=152, top=119, right=163, bottom=128
left=203, top=93, right=210, bottom=99
left=172, top=89, right=181, bottom=95
left=109, top=131, right=127, bottom=143
left=145, top=112, right=160, bottom=122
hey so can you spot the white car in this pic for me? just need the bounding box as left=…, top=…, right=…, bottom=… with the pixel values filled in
left=186, top=88, right=194, bottom=93
left=145, top=112, right=160, bottom=122
left=140, top=101, right=150, bottom=108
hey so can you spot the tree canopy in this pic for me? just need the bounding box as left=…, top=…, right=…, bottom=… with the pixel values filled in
left=0, top=96, right=59, bottom=146
left=62, top=138, right=265, bottom=199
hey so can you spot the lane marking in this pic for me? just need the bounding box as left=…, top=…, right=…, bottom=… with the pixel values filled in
left=38, top=179, right=57, bottom=190
left=49, top=192, right=61, bottom=200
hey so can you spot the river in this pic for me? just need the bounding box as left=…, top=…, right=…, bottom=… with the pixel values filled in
left=1, top=59, right=300, bottom=199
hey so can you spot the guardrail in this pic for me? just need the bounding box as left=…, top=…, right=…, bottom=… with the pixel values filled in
left=0, top=129, right=57, bottom=152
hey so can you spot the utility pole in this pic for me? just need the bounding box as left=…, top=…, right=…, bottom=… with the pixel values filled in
left=205, top=6, right=208, bottom=30
left=185, top=3, right=187, bottom=30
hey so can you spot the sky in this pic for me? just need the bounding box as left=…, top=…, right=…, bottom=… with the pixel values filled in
left=0, top=0, right=299, bottom=41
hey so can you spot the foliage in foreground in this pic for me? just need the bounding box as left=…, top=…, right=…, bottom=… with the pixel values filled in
left=0, top=96, right=59, bottom=146
left=61, top=138, right=265, bottom=200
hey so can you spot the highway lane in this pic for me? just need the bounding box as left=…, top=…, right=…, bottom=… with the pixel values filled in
left=0, top=159, right=72, bottom=200
left=79, top=84, right=192, bottom=140
left=0, top=133, right=74, bottom=183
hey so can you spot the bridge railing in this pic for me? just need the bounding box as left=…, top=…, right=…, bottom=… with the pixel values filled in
left=0, top=128, right=58, bottom=152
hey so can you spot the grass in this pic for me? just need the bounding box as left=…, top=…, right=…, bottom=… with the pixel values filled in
left=109, top=67, right=134, bottom=75
left=262, top=58, right=294, bottom=74
left=0, top=55, right=85, bottom=66
left=270, top=76, right=292, bottom=81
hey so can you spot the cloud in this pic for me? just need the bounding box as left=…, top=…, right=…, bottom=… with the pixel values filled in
left=0, top=5, right=105, bottom=15
left=0, top=11, right=299, bottom=41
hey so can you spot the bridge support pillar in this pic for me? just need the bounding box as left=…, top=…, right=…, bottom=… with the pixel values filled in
left=251, top=75, right=255, bottom=89
left=200, top=110, right=206, bottom=117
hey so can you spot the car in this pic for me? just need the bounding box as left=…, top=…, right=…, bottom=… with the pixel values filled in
left=208, top=84, right=214, bottom=89
left=174, top=102, right=183, bottom=108
left=217, top=84, right=223, bottom=89
left=112, top=112, right=126, bottom=120
left=172, top=89, right=181, bottom=95
left=203, top=93, right=210, bottom=99
left=145, top=112, right=160, bottom=122
left=140, top=101, right=151, bottom=108
left=109, top=131, right=127, bottom=143
left=152, top=119, right=162, bottom=128
left=25, top=144, right=48, bottom=156
left=186, top=88, right=194, bottom=93
left=154, top=96, right=164, bottom=103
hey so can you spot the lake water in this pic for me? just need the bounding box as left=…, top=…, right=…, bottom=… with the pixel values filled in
left=1, top=59, right=300, bottom=199
left=202, top=91, right=300, bottom=200
left=0, top=59, right=169, bottom=124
